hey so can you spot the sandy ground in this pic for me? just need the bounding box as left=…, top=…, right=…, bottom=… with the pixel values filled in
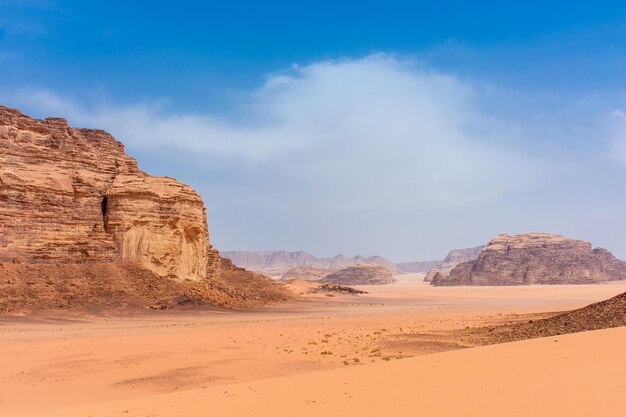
left=2, top=274, right=626, bottom=416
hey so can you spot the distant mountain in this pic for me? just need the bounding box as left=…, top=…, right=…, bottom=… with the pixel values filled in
left=423, top=246, right=485, bottom=282
left=395, top=260, right=439, bottom=273
left=442, top=246, right=484, bottom=263
left=223, top=247, right=483, bottom=279
left=221, top=251, right=399, bottom=277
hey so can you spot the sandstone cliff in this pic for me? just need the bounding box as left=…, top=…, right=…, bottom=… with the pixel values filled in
left=0, top=106, right=209, bottom=280
left=433, top=233, right=626, bottom=286
left=0, top=105, right=290, bottom=311
left=319, top=264, right=395, bottom=285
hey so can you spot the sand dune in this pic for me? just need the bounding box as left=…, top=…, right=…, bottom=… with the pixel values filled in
left=12, top=327, right=626, bottom=417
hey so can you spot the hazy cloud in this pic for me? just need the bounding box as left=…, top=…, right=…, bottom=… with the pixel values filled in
left=10, top=55, right=541, bottom=210
left=611, top=109, right=626, bottom=119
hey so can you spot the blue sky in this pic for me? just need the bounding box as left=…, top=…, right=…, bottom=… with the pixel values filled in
left=2, top=1, right=626, bottom=261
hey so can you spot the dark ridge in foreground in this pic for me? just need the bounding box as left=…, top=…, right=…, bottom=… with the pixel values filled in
left=466, top=290, right=626, bottom=345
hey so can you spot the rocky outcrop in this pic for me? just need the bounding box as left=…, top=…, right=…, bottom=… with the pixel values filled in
left=464, top=291, right=626, bottom=345
left=319, top=264, right=395, bottom=285
left=423, top=246, right=484, bottom=282
left=223, top=250, right=399, bottom=277
left=315, top=283, right=368, bottom=295
left=0, top=105, right=291, bottom=311
left=427, top=271, right=445, bottom=285
left=280, top=266, right=331, bottom=281
left=0, top=106, right=209, bottom=280
left=433, top=233, right=626, bottom=286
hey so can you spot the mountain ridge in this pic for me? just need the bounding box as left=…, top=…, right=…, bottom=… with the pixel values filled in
left=223, top=247, right=483, bottom=277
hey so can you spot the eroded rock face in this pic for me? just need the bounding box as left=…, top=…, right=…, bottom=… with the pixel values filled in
left=434, top=233, right=626, bottom=286
left=319, top=264, right=395, bottom=285
left=105, top=174, right=209, bottom=280
left=0, top=106, right=209, bottom=280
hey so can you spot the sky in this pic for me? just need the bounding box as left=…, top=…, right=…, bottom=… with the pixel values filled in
left=2, top=1, right=626, bottom=262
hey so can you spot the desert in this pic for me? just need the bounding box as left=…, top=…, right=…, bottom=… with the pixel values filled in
left=2, top=278, right=626, bottom=416
left=2, top=4, right=626, bottom=416
left=2, top=106, right=626, bottom=417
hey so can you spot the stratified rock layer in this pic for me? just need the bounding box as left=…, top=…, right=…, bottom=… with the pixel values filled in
left=434, top=233, right=626, bottom=286
left=320, top=264, right=395, bottom=285
left=0, top=106, right=208, bottom=280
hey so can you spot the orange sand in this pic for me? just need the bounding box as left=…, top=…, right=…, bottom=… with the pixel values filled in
left=1, top=276, right=625, bottom=416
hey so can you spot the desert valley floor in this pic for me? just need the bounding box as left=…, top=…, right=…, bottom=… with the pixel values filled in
left=2, top=275, right=626, bottom=417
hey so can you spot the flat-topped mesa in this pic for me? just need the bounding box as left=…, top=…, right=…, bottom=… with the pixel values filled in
left=434, top=232, right=626, bottom=286
left=0, top=105, right=209, bottom=281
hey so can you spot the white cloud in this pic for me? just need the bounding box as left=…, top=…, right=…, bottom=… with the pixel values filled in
left=611, top=109, right=626, bottom=119
left=8, top=54, right=541, bottom=210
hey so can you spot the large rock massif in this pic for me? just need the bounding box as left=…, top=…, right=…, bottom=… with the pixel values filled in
left=319, top=264, right=395, bottom=285
left=0, top=106, right=289, bottom=311
left=432, top=233, right=626, bottom=286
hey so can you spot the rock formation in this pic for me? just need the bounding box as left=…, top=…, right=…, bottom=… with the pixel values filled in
left=423, top=246, right=484, bottom=282
left=319, top=264, right=395, bottom=285
left=0, top=106, right=210, bottom=280
left=0, top=105, right=290, bottom=311
left=280, top=266, right=331, bottom=281
left=315, top=283, right=368, bottom=295
left=433, top=233, right=626, bottom=286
